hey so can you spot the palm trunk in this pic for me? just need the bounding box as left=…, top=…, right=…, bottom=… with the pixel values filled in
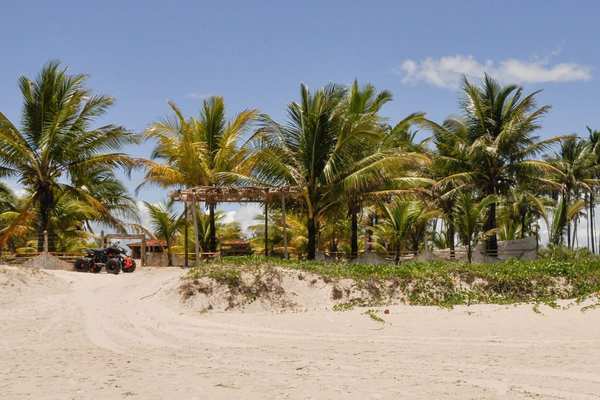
left=350, top=206, right=358, bottom=259
left=191, top=199, right=200, bottom=262
left=591, top=191, right=596, bottom=254
left=394, top=243, right=400, bottom=265
left=447, top=214, right=455, bottom=260
left=37, top=185, right=55, bottom=252
left=307, top=216, right=317, bottom=260
left=484, top=202, right=498, bottom=257
left=166, top=240, right=173, bottom=266
left=208, top=202, right=217, bottom=252
left=467, top=242, right=472, bottom=264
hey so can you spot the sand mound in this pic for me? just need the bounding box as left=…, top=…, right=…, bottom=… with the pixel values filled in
left=0, top=265, right=67, bottom=304
left=22, top=253, right=74, bottom=270
left=177, top=266, right=402, bottom=313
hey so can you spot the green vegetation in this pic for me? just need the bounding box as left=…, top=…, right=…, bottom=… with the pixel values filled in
left=185, top=254, right=600, bottom=307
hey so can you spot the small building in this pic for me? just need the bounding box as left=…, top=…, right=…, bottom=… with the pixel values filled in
left=220, top=240, right=253, bottom=256
left=128, top=239, right=167, bottom=265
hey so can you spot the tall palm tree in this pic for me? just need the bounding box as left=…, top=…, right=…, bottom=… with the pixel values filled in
left=587, top=126, right=600, bottom=252
left=338, top=80, right=392, bottom=258
left=251, top=84, right=347, bottom=259
left=144, top=201, right=183, bottom=266
left=142, top=97, right=257, bottom=253
left=253, top=83, right=429, bottom=259
left=430, top=75, right=560, bottom=256
left=547, top=136, right=600, bottom=247
left=0, top=61, right=137, bottom=250
left=424, top=117, right=471, bottom=259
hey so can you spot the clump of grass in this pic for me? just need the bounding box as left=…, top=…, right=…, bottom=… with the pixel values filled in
left=364, top=309, right=385, bottom=323
left=332, top=302, right=355, bottom=312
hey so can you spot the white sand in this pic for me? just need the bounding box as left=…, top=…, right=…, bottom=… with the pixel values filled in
left=2, top=266, right=600, bottom=399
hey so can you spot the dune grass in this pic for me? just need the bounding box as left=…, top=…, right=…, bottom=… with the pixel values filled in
left=186, top=251, right=600, bottom=307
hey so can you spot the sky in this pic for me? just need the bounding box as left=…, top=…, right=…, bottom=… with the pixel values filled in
left=1, top=0, right=600, bottom=233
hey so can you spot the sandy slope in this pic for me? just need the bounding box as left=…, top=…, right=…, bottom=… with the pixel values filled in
left=2, top=266, right=600, bottom=399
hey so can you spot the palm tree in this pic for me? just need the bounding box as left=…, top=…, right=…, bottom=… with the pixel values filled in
left=144, top=201, right=183, bottom=266
left=0, top=61, right=137, bottom=251
left=251, top=84, right=347, bottom=259
left=424, top=117, right=471, bottom=259
left=454, top=193, right=496, bottom=263
left=406, top=202, right=441, bottom=255
left=497, top=188, right=549, bottom=241
left=587, top=126, right=600, bottom=252
left=429, top=75, right=559, bottom=256
left=253, top=83, right=428, bottom=259
left=142, top=97, right=257, bottom=253
left=547, top=136, right=600, bottom=247
left=338, top=80, right=392, bottom=258
left=376, top=199, right=418, bottom=264
left=71, top=167, right=139, bottom=232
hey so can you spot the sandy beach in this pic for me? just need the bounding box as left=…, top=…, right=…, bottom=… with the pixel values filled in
left=2, top=266, right=600, bottom=399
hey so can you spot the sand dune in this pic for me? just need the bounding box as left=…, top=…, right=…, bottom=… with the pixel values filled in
left=2, top=265, right=600, bottom=399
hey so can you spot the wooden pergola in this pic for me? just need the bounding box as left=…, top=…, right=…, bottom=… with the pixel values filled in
left=171, top=186, right=301, bottom=266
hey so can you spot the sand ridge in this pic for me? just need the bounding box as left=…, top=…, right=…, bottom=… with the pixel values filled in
left=2, top=265, right=600, bottom=399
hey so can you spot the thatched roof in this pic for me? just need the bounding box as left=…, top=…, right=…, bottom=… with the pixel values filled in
left=171, top=186, right=301, bottom=203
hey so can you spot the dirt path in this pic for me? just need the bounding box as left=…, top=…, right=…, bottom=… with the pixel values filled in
left=2, top=267, right=600, bottom=399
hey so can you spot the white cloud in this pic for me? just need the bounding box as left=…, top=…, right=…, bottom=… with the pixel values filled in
left=220, top=204, right=263, bottom=234
left=185, top=92, right=212, bottom=100
left=398, top=55, right=592, bottom=89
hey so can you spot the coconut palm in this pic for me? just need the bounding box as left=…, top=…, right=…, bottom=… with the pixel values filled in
left=586, top=126, right=600, bottom=252
left=143, top=201, right=183, bottom=266
left=338, top=80, right=392, bottom=258
left=142, top=97, right=257, bottom=253
left=253, top=83, right=429, bottom=259
left=406, top=202, right=442, bottom=255
left=424, top=117, right=471, bottom=259
left=0, top=61, right=137, bottom=251
left=375, top=199, right=419, bottom=264
left=454, top=193, right=496, bottom=263
left=71, top=167, right=139, bottom=232
left=432, top=75, right=560, bottom=256
left=547, top=136, right=600, bottom=247
left=250, top=84, right=347, bottom=259
left=497, top=188, right=549, bottom=241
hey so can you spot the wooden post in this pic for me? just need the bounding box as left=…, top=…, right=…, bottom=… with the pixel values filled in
left=184, top=200, right=189, bottom=268
left=264, top=198, right=269, bottom=257
left=282, top=192, right=288, bottom=259
left=191, top=193, right=200, bottom=264
left=43, top=230, right=48, bottom=254
left=141, top=237, right=146, bottom=267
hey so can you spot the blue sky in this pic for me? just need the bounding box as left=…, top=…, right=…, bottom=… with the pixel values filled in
left=2, top=0, right=600, bottom=231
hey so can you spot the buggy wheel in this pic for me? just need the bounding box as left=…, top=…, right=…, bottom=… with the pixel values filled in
left=122, top=258, right=136, bottom=273
left=90, top=263, right=102, bottom=273
left=74, top=259, right=89, bottom=272
left=106, top=259, right=121, bottom=274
